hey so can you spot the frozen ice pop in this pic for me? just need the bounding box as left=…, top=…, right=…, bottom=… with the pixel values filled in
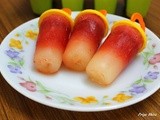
left=63, top=9, right=109, bottom=71
left=86, top=13, right=147, bottom=86
left=34, top=8, right=73, bottom=74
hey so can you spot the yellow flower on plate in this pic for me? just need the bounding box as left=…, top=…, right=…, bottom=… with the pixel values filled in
left=25, top=30, right=38, bottom=40
left=9, top=38, right=23, bottom=49
left=74, top=96, right=98, bottom=104
left=112, top=93, right=132, bottom=103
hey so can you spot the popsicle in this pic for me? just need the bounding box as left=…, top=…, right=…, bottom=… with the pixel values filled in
left=86, top=13, right=147, bottom=86
left=63, top=9, right=109, bottom=71
left=34, top=8, right=74, bottom=74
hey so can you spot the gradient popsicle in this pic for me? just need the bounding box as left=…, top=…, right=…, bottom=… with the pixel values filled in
left=63, top=9, right=109, bottom=71
left=34, top=9, right=73, bottom=74
left=86, top=13, right=147, bottom=86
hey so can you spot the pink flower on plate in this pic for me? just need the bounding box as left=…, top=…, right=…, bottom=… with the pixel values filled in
left=149, top=53, right=160, bottom=64
left=20, top=81, right=37, bottom=92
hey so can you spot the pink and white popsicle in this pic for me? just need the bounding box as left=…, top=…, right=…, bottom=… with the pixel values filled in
left=63, top=9, right=109, bottom=71
left=86, top=13, right=147, bottom=86
left=34, top=9, right=73, bottom=74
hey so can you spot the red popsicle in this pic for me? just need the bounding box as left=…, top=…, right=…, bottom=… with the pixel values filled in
left=34, top=9, right=73, bottom=74
left=63, top=9, right=109, bottom=71
left=86, top=13, right=147, bottom=86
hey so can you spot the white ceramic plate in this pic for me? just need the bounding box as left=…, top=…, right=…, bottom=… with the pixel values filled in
left=0, top=12, right=160, bottom=112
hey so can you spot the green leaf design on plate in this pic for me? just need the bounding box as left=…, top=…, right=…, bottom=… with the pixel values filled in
left=102, top=102, right=111, bottom=106
left=54, top=96, right=74, bottom=105
left=144, top=79, right=153, bottom=83
left=38, top=89, right=52, bottom=94
left=103, top=96, right=108, bottom=99
left=36, top=81, right=52, bottom=92
left=19, top=58, right=24, bottom=66
left=141, top=45, right=155, bottom=67
left=8, top=61, right=19, bottom=66
left=133, top=79, right=142, bottom=85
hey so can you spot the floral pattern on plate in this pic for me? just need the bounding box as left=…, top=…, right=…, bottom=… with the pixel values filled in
left=1, top=14, right=160, bottom=111
left=5, top=41, right=24, bottom=74
left=4, top=24, right=38, bottom=74
left=6, top=24, right=159, bottom=106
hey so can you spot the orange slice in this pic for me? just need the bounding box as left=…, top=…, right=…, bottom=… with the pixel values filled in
left=74, top=9, right=109, bottom=36
left=38, top=8, right=74, bottom=29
